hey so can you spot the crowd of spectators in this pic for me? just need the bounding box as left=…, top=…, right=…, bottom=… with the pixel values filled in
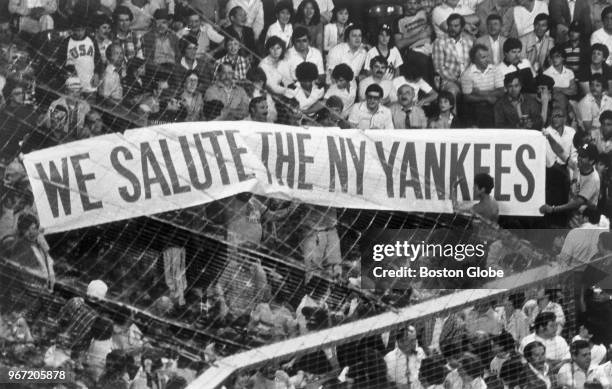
left=0, top=0, right=612, bottom=388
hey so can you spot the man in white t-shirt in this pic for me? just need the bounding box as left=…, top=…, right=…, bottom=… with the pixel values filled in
left=519, top=312, right=570, bottom=366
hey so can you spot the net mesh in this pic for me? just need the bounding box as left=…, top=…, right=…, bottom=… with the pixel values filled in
left=0, top=2, right=609, bottom=389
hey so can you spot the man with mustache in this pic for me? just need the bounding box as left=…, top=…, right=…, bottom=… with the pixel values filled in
left=358, top=56, right=394, bottom=105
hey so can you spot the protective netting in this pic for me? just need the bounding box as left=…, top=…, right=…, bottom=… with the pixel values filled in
left=0, top=1, right=611, bottom=389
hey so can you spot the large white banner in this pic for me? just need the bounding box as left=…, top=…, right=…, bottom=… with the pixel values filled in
left=22, top=122, right=546, bottom=233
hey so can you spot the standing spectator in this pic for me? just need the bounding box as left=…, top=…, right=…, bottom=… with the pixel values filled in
left=288, top=61, right=324, bottom=115
left=177, top=10, right=224, bottom=62
left=476, top=14, right=506, bottom=66
left=215, top=31, right=251, bottom=81
left=286, top=26, right=325, bottom=83
left=522, top=341, right=552, bottom=389
left=47, top=77, right=91, bottom=139
left=429, top=90, right=458, bottom=129
left=246, top=96, right=269, bottom=122
left=519, top=312, right=571, bottom=365
left=294, top=0, right=323, bottom=52
left=502, top=0, right=549, bottom=39
left=204, top=63, right=250, bottom=120
left=265, top=0, right=294, bottom=49
left=540, top=143, right=600, bottom=228
left=142, top=9, right=180, bottom=68
left=432, top=14, right=473, bottom=100
left=259, top=36, right=293, bottom=95
left=323, top=5, right=350, bottom=56
left=494, top=72, right=543, bottom=130
left=591, top=6, right=612, bottom=67
left=578, top=75, right=612, bottom=138
left=496, top=38, right=536, bottom=94
left=535, top=74, right=555, bottom=128
left=520, top=13, right=555, bottom=73
left=112, top=6, right=142, bottom=61
left=460, top=44, right=504, bottom=128
left=8, top=0, right=56, bottom=34
left=326, top=23, right=367, bottom=85
left=475, top=0, right=513, bottom=37
left=359, top=57, right=394, bottom=105
left=179, top=71, right=204, bottom=122
left=577, top=44, right=612, bottom=97
left=542, top=106, right=576, bottom=227
left=226, top=0, right=265, bottom=41
left=325, top=63, right=355, bottom=119
left=458, top=353, right=486, bottom=389
left=452, top=172, right=499, bottom=223
left=364, top=24, right=403, bottom=78
left=390, top=84, right=427, bottom=129
left=431, top=0, right=480, bottom=39
left=348, top=84, right=394, bottom=129
left=557, top=339, right=603, bottom=389
left=549, top=0, right=591, bottom=43
left=559, top=206, right=606, bottom=264
left=58, top=19, right=102, bottom=94
left=559, top=21, right=589, bottom=74
left=394, top=0, right=433, bottom=56
left=223, top=6, right=258, bottom=60
left=94, top=14, right=113, bottom=66
left=385, top=325, right=427, bottom=388
left=86, top=316, right=115, bottom=383
left=99, top=43, right=124, bottom=105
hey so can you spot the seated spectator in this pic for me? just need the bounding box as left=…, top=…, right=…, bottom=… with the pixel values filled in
left=489, top=332, right=517, bottom=377
left=294, top=0, right=324, bottom=52
left=112, top=6, right=142, bottom=61
left=9, top=0, right=56, bottom=34
left=433, top=13, right=473, bottom=99
left=519, top=312, right=570, bottom=367
left=245, top=96, right=269, bottom=122
left=204, top=63, right=250, bottom=120
left=392, top=64, right=438, bottom=107
left=522, top=341, right=552, bottom=389
left=559, top=339, right=608, bottom=389
left=419, top=355, right=447, bottom=389
left=244, top=67, right=277, bottom=123
left=476, top=14, right=506, bottom=67
left=559, top=206, right=606, bottom=265
left=47, top=77, right=91, bottom=140
left=214, top=31, right=251, bottom=82
left=94, top=14, right=113, bottom=66
left=559, top=21, right=589, bottom=74
left=223, top=6, right=258, bottom=60
left=86, top=315, right=115, bottom=382
left=326, top=23, right=367, bottom=85
left=360, top=57, right=394, bottom=105
left=385, top=325, right=427, bottom=388
left=460, top=43, right=504, bottom=128
left=452, top=172, right=499, bottom=223
left=497, top=38, right=536, bottom=95
left=323, top=5, right=350, bottom=56
left=58, top=18, right=101, bottom=94
left=325, top=63, right=355, bottom=118
left=429, top=90, right=458, bottom=129
left=288, top=61, right=324, bottom=115
left=520, top=13, right=554, bottom=73
left=431, top=0, right=480, bottom=38
left=348, top=84, right=394, bottom=129
left=286, top=26, right=325, bottom=84
left=390, top=84, right=427, bottom=129
left=591, top=6, right=612, bottom=67
left=142, top=9, right=180, bottom=68
left=494, top=72, right=543, bottom=130
left=576, top=44, right=612, bottom=97
left=99, top=43, right=125, bottom=105
left=364, top=24, right=403, bottom=78
left=579, top=75, right=612, bottom=138
left=595, top=109, right=612, bottom=154
left=8, top=213, right=54, bottom=291
left=259, top=36, right=293, bottom=96
left=502, top=0, right=549, bottom=39
left=540, top=143, right=600, bottom=228
left=0, top=81, right=37, bottom=162
left=177, top=10, right=224, bottom=62
left=543, top=106, right=576, bottom=226
left=82, top=112, right=105, bottom=139
left=122, top=57, right=146, bottom=109
left=458, top=352, right=486, bottom=389
left=535, top=74, right=555, bottom=127
left=265, top=0, right=294, bottom=49
left=543, top=45, right=578, bottom=107
left=179, top=71, right=204, bottom=122
left=499, top=356, right=527, bottom=389
left=225, top=1, right=264, bottom=42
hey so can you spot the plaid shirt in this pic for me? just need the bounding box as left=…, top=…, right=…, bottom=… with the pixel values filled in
left=215, top=55, right=250, bottom=81
left=433, top=34, right=473, bottom=82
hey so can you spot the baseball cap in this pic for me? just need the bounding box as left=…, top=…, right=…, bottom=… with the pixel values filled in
left=578, top=143, right=599, bottom=161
